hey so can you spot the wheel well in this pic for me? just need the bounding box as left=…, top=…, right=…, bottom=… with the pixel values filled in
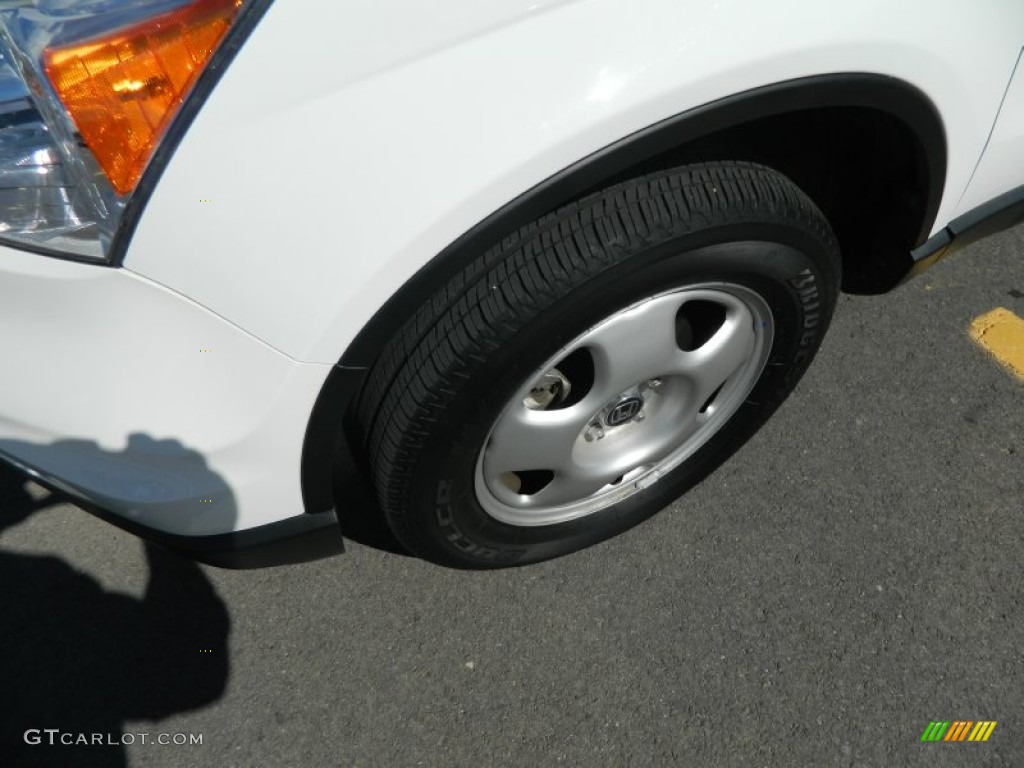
left=582, top=107, right=931, bottom=294
left=306, top=75, right=945, bottom=516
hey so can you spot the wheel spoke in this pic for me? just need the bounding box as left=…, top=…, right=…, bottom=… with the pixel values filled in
left=483, top=403, right=591, bottom=474
left=530, top=466, right=622, bottom=507
left=675, top=302, right=757, bottom=405
left=584, top=293, right=686, bottom=402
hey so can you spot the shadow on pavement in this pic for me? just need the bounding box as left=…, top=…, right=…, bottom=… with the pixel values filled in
left=0, top=445, right=231, bottom=767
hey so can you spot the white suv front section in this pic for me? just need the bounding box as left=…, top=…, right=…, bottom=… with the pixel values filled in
left=0, top=0, right=1022, bottom=566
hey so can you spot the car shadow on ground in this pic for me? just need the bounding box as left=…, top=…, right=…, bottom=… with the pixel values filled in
left=0, top=448, right=231, bottom=768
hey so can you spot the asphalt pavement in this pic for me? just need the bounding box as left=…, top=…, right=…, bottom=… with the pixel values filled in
left=2, top=226, right=1023, bottom=767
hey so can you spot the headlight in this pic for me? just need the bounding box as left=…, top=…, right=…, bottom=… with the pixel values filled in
left=0, top=0, right=254, bottom=262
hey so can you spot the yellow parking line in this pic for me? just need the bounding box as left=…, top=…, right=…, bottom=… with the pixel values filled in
left=970, top=307, right=1024, bottom=381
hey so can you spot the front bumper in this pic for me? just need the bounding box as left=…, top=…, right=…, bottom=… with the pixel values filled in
left=1, top=451, right=343, bottom=567
left=0, top=244, right=344, bottom=564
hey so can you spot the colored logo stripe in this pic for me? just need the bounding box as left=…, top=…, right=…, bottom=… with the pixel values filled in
left=969, top=722, right=997, bottom=742
left=944, top=722, right=971, bottom=741
left=920, top=721, right=996, bottom=742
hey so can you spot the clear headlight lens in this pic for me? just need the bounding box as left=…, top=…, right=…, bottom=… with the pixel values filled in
left=0, top=0, right=248, bottom=261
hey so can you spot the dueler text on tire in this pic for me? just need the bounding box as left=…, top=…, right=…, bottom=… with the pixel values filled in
left=357, top=162, right=840, bottom=568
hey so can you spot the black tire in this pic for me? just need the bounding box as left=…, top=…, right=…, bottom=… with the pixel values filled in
left=356, top=162, right=840, bottom=568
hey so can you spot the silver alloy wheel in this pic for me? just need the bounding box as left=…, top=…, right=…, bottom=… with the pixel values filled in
left=474, top=283, right=773, bottom=526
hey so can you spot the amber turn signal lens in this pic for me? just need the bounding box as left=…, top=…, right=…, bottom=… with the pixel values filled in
left=43, top=0, right=244, bottom=196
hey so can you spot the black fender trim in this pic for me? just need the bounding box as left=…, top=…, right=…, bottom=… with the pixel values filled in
left=300, top=364, right=374, bottom=517
left=908, top=183, right=1024, bottom=277
left=338, top=73, right=946, bottom=368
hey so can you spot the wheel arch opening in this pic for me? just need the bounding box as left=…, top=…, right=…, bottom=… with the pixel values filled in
left=303, top=74, right=946, bottom=518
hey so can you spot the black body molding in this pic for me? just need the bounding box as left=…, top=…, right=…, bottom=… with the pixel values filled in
left=909, top=183, right=1024, bottom=276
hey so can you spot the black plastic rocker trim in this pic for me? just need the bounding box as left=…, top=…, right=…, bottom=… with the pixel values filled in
left=909, top=183, right=1024, bottom=277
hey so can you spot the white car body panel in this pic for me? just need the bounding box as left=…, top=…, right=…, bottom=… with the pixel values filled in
left=0, top=244, right=331, bottom=534
left=126, top=0, right=1024, bottom=363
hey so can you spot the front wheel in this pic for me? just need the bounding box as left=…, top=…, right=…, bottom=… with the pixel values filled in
left=357, top=162, right=840, bottom=568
